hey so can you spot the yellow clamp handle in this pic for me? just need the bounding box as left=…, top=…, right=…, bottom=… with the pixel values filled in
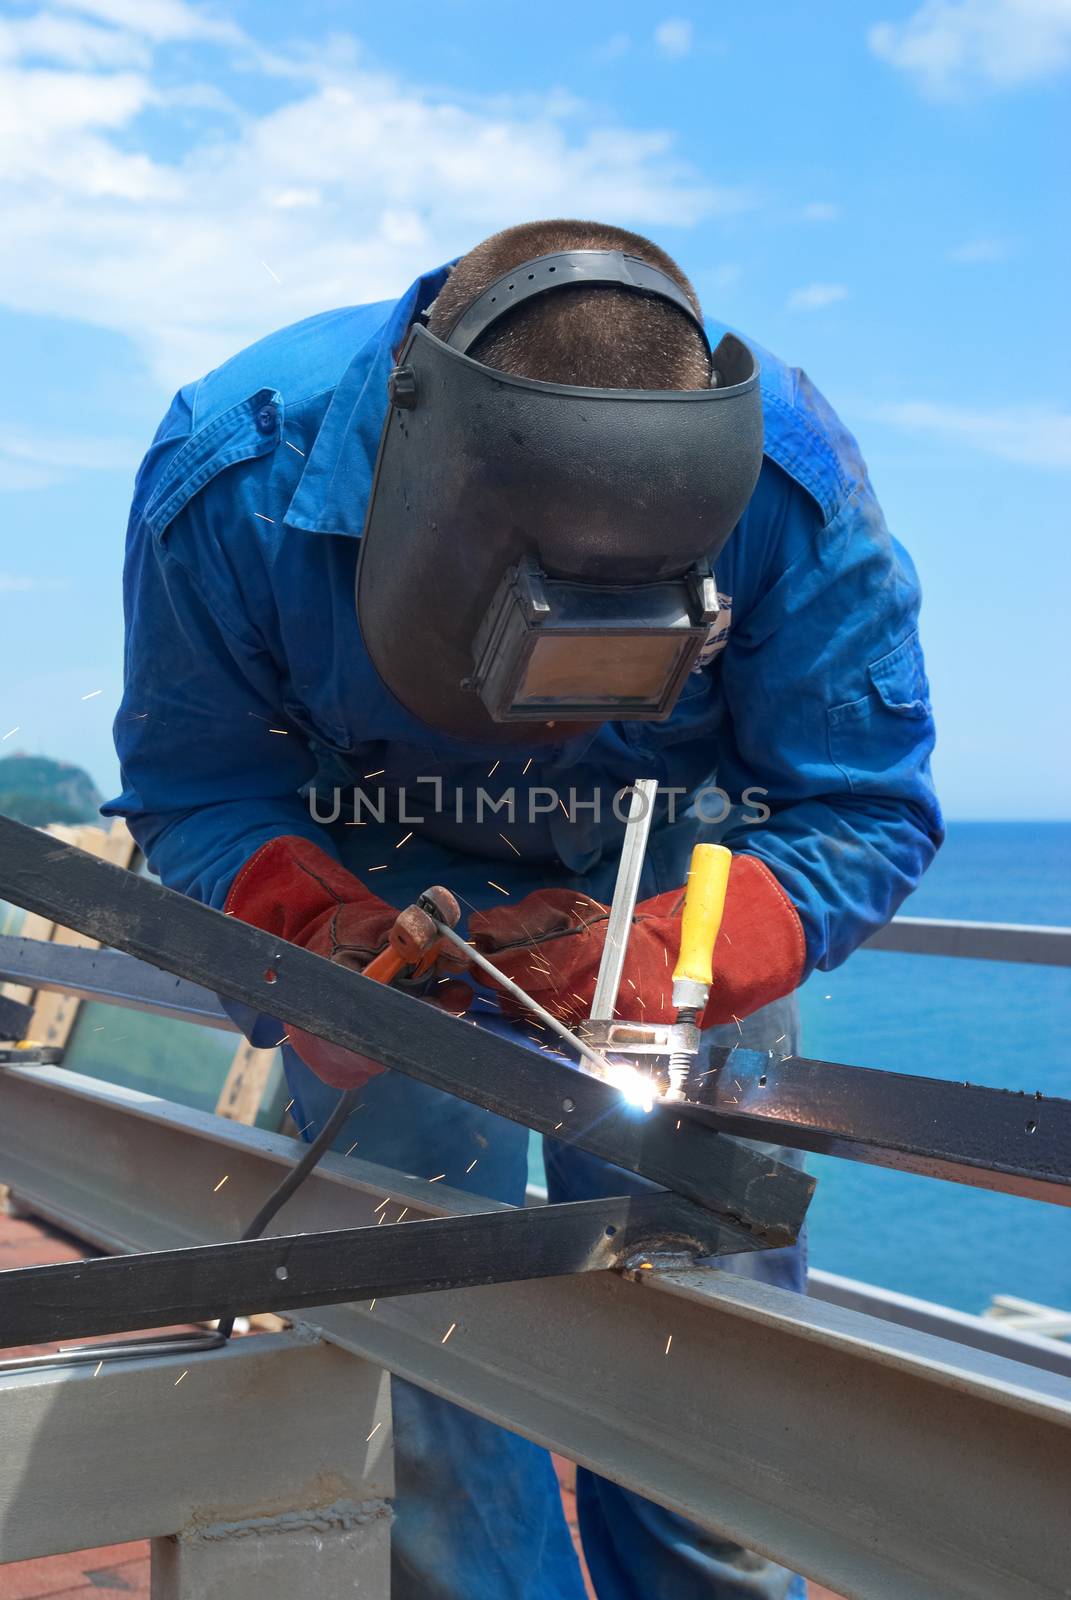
left=672, top=843, right=732, bottom=987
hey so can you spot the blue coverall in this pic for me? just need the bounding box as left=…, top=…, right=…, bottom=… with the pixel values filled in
left=107, top=262, right=942, bottom=1600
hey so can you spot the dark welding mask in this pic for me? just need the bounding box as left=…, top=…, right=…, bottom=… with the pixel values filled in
left=356, top=249, right=763, bottom=744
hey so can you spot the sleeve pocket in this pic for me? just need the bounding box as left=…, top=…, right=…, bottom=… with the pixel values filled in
left=867, top=629, right=931, bottom=718
left=143, top=387, right=282, bottom=541
left=827, top=630, right=935, bottom=794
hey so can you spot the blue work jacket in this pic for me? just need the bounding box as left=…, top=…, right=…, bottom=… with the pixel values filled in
left=106, top=263, right=943, bottom=977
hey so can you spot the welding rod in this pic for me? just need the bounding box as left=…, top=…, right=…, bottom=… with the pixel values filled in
left=590, top=778, right=660, bottom=1022
left=432, top=919, right=612, bottom=1080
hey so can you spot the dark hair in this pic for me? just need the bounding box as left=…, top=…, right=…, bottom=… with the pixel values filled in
left=426, top=219, right=710, bottom=390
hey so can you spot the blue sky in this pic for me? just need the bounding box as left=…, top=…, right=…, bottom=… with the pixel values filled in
left=1, top=0, right=1069, bottom=817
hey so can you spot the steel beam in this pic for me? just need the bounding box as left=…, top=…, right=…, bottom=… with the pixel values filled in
left=862, top=914, right=1071, bottom=966
left=685, top=1046, right=1071, bottom=1205
left=1, top=1064, right=1068, bottom=1599
left=0, top=1193, right=754, bottom=1348
left=0, top=1331, right=391, bottom=1562
left=0, top=991, right=32, bottom=1040
left=0, top=933, right=234, bottom=1029
left=0, top=816, right=811, bottom=1243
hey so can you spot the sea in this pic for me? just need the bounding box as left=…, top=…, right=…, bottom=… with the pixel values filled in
left=532, top=821, right=1071, bottom=1317
left=798, top=819, right=1070, bottom=1315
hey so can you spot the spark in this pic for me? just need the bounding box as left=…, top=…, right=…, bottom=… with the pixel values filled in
left=441, top=1322, right=457, bottom=1344
left=487, top=759, right=500, bottom=777
left=2, top=726, right=19, bottom=740
left=368, top=864, right=387, bottom=872
left=377, top=1212, right=386, bottom=1224
left=366, top=1421, right=382, bottom=1441
left=553, top=1121, right=563, bottom=1131
left=284, top=1099, right=294, bottom=1114
left=373, top=1196, right=391, bottom=1212
left=174, top=1369, right=189, bottom=1386
left=427, top=1172, right=446, bottom=1182
left=465, top=1158, right=478, bottom=1173
left=396, top=831, right=413, bottom=849
left=499, top=832, right=521, bottom=855
left=260, top=259, right=282, bottom=283
left=285, top=440, right=305, bottom=457
left=732, top=1014, right=743, bottom=1035
left=364, top=768, right=385, bottom=778
left=344, top=819, right=365, bottom=826
left=488, top=880, right=509, bottom=896
left=213, top=1175, right=229, bottom=1192
left=297, top=1120, right=314, bottom=1135
left=344, top=1139, right=359, bottom=1156
left=93, top=1359, right=103, bottom=1377
left=254, top=512, right=274, bottom=524
left=369, top=1298, right=376, bottom=1311
left=273, top=1034, right=290, bottom=1047
left=774, top=1035, right=786, bottom=1046
left=522, top=757, right=533, bottom=775
left=664, top=1334, right=673, bottom=1355
left=268, top=728, right=289, bottom=735
left=396, top=1207, right=409, bottom=1222
left=81, top=689, right=102, bottom=701
left=676, top=1120, right=681, bottom=1130
left=604, top=1061, right=655, bottom=1112
left=558, top=797, right=569, bottom=818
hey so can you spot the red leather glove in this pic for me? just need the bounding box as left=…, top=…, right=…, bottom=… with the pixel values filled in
left=468, top=855, right=806, bottom=1029
left=224, top=836, right=403, bottom=1089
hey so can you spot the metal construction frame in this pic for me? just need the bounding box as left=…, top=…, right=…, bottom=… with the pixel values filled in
left=1, top=1063, right=1069, bottom=1600
left=1, top=815, right=1070, bottom=1597
left=0, top=818, right=813, bottom=1243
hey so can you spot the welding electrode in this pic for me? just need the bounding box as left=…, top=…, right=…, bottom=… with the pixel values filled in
left=666, top=843, right=733, bottom=1099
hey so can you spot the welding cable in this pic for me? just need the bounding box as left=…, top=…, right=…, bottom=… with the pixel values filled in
left=216, top=1084, right=362, bottom=1340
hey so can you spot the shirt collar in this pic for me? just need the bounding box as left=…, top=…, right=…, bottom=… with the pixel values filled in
left=284, top=262, right=451, bottom=537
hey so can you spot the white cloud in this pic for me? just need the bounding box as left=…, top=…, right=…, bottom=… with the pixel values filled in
left=873, top=400, right=1071, bottom=467
left=0, top=424, right=138, bottom=489
left=798, top=201, right=840, bottom=223
left=0, top=5, right=752, bottom=388
left=786, top=282, right=849, bottom=311
left=53, top=0, right=240, bottom=47
left=869, top=0, right=1071, bottom=98
left=947, top=235, right=1015, bottom=262
left=0, top=12, right=149, bottom=68
left=0, top=572, right=72, bottom=592
left=595, top=31, right=631, bottom=62
left=654, top=18, right=694, bottom=58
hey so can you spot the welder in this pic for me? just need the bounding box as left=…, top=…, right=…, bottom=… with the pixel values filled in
left=107, top=218, right=942, bottom=1600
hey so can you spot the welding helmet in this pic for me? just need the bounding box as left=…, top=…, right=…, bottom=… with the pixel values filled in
left=356, top=249, right=763, bottom=744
